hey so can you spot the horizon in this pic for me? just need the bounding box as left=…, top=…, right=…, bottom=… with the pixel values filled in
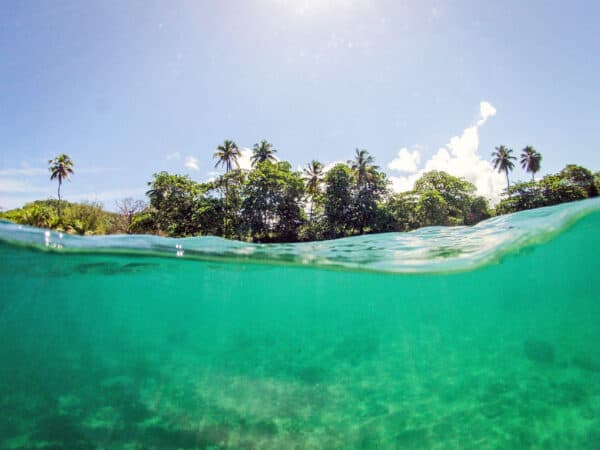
left=2, top=1, right=599, bottom=211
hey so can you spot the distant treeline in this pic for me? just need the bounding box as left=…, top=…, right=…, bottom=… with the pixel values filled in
left=1, top=144, right=599, bottom=242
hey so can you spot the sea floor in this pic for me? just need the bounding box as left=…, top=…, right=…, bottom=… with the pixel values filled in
left=2, top=316, right=600, bottom=449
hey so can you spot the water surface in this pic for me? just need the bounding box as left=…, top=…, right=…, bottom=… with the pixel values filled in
left=1, top=199, right=599, bottom=448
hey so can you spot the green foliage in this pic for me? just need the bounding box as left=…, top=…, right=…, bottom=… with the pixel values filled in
left=0, top=200, right=117, bottom=235
left=251, top=140, right=277, bottom=167
left=213, top=140, right=240, bottom=173
left=416, top=190, right=449, bottom=226
left=146, top=172, right=221, bottom=237
left=5, top=142, right=595, bottom=242
left=559, top=164, right=598, bottom=197
left=465, top=196, right=491, bottom=225
left=492, top=145, right=516, bottom=190
left=496, top=182, right=544, bottom=214
left=48, top=154, right=75, bottom=217
left=384, top=192, right=419, bottom=231
left=322, top=164, right=354, bottom=238
left=540, top=174, right=587, bottom=206
left=414, top=171, right=478, bottom=225
left=520, top=146, right=542, bottom=181
left=496, top=166, right=591, bottom=214
left=212, top=169, right=246, bottom=238
left=241, top=161, right=305, bottom=242
left=303, top=160, right=325, bottom=222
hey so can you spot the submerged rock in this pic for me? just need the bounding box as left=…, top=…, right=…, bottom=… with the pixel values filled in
left=572, top=355, right=600, bottom=373
left=523, top=339, right=555, bottom=365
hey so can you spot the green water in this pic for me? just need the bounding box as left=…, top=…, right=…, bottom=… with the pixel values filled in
left=1, top=200, right=600, bottom=449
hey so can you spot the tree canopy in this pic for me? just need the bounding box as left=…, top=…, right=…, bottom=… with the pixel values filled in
left=3, top=142, right=597, bottom=242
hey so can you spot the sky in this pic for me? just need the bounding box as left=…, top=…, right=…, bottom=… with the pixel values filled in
left=1, top=0, right=599, bottom=210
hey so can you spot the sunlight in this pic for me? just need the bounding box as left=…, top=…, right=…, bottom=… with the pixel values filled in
left=270, top=0, right=366, bottom=17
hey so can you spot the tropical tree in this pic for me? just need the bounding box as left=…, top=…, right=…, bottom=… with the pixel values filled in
left=559, top=164, right=598, bottom=197
left=414, top=171, right=477, bottom=224
left=48, top=153, right=75, bottom=218
left=384, top=192, right=419, bottom=231
left=213, top=140, right=241, bottom=232
left=492, top=145, right=516, bottom=192
left=349, top=148, right=379, bottom=187
left=146, top=172, right=203, bottom=236
left=348, top=149, right=388, bottom=233
left=251, top=140, right=277, bottom=167
left=303, top=160, right=324, bottom=221
left=213, top=140, right=241, bottom=173
left=322, top=164, right=354, bottom=238
left=416, top=190, right=449, bottom=227
left=520, top=146, right=542, bottom=181
left=241, top=161, right=305, bottom=242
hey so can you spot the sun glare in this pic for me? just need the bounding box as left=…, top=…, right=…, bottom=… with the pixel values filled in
left=271, top=0, right=366, bottom=17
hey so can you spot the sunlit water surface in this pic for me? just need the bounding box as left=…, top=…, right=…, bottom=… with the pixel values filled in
left=1, top=199, right=600, bottom=449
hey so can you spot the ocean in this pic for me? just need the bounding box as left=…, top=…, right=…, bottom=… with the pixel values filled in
left=1, top=198, right=599, bottom=449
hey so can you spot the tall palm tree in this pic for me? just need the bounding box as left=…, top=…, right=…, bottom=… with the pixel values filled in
left=303, top=160, right=324, bottom=221
left=348, top=148, right=378, bottom=188
left=492, top=145, right=516, bottom=192
left=251, top=140, right=277, bottom=167
left=520, top=146, right=542, bottom=181
left=213, top=140, right=240, bottom=234
left=213, top=140, right=241, bottom=173
left=48, top=153, right=74, bottom=218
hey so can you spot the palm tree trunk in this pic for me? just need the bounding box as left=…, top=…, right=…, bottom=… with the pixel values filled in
left=57, top=181, right=62, bottom=218
left=224, top=180, right=229, bottom=236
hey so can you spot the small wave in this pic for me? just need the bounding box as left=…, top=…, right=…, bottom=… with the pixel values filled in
left=1, top=198, right=599, bottom=274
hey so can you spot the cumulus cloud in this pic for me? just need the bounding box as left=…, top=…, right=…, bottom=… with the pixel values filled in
left=388, top=101, right=506, bottom=204
left=387, top=148, right=421, bottom=173
left=237, top=148, right=254, bottom=170
left=184, top=156, right=200, bottom=171
left=478, top=101, right=497, bottom=125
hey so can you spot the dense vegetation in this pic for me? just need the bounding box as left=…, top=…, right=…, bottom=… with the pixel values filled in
left=1, top=200, right=121, bottom=235
left=1, top=144, right=599, bottom=241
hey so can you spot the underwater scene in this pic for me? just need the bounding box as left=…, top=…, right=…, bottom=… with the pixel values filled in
left=1, top=198, right=600, bottom=449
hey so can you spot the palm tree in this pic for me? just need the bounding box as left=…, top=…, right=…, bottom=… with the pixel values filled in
left=492, top=145, right=516, bottom=192
left=520, top=146, right=542, bottom=181
left=213, top=140, right=240, bottom=234
left=213, top=140, right=241, bottom=173
left=251, top=140, right=277, bottom=167
left=303, top=160, right=324, bottom=221
left=348, top=148, right=378, bottom=188
left=48, top=153, right=74, bottom=218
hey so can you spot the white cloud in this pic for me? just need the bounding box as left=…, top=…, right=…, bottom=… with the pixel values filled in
left=477, top=101, right=497, bottom=126
left=0, top=179, right=47, bottom=194
left=238, top=148, right=254, bottom=170
left=205, top=171, right=220, bottom=183
left=184, top=156, right=200, bottom=171
left=323, top=160, right=345, bottom=173
left=0, top=166, right=117, bottom=177
left=0, top=168, right=47, bottom=176
left=388, top=147, right=421, bottom=173
left=388, top=101, right=506, bottom=204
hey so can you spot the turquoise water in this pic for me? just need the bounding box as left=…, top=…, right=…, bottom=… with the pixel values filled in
left=1, top=199, right=600, bottom=449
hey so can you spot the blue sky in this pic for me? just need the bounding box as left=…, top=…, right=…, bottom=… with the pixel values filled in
left=1, top=0, right=599, bottom=209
